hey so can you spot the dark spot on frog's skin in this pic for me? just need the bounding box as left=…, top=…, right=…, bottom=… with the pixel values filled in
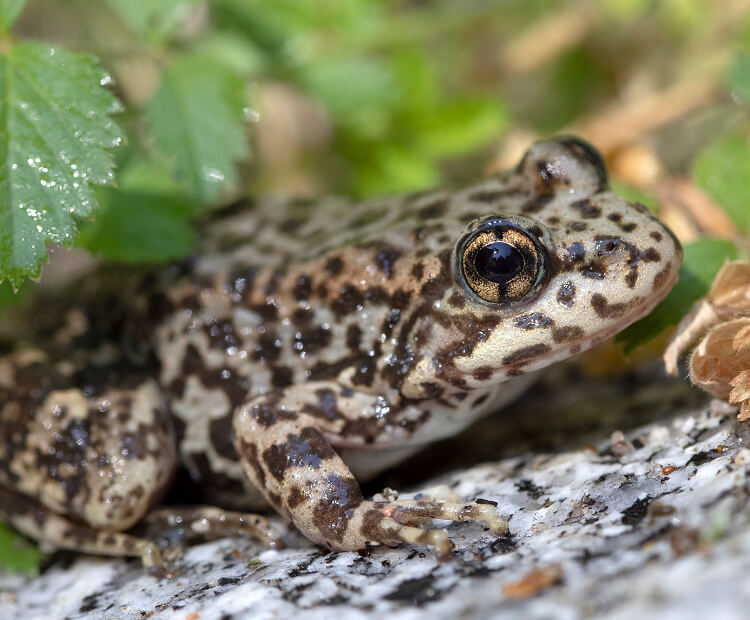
left=570, top=199, right=601, bottom=219
left=580, top=259, right=607, bottom=280
left=325, top=256, right=344, bottom=276
left=209, top=414, right=239, bottom=460
left=561, top=242, right=585, bottom=267
left=417, top=198, right=448, bottom=219
left=650, top=231, right=663, bottom=242
left=521, top=194, right=555, bottom=214
left=238, top=439, right=266, bottom=488
left=292, top=307, right=313, bottom=325
left=468, top=188, right=517, bottom=203
left=270, top=365, right=294, bottom=388
left=287, top=485, right=305, bottom=509
left=254, top=330, right=282, bottom=362
left=546, top=216, right=561, bottom=225
left=514, top=313, right=554, bottom=330
left=652, top=262, right=673, bottom=292
left=375, top=245, right=402, bottom=279
left=294, top=326, right=332, bottom=354
left=206, top=318, right=240, bottom=352
left=120, top=432, right=143, bottom=460
left=312, top=475, right=364, bottom=543
left=351, top=207, right=389, bottom=229
left=250, top=301, right=279, bottom=321
left=351, top=357, right=376, bottom=387
left=419, top=382, right=443, bottom=399
left=607, top=213, right=638, bottom=233
left=472, top=366, right=493, bottom=381
left=625, top=247, right=661, bottom=289
left=332, top=285, right=365, bottom=317
left=447, top=290, right=465, bottom=308
left=248, top=398, right=295, bottom=428
left=473, top=393, right=490, bottom=407
left=591, top=293, right=638, bottom=319
left=502, top=343, right=551, bottom=366
left=293, top=275, right=313, bottom=301
left=262, top=427, right=337, bottom=482
left=420, top=278, right=444, bottom=301
left=227, top=267, right=257, bottom=299
left=568, top=221, right=588, bottom=232
left=346, top=324, right=362, bottom=350
left=262, top=270, right=283, bottom=296
left=302, top=388, right=342, bottom=422
left=411, top=262, right=425, bottom=281
left=552, top=326, right=585, bottom=343
left=557, top=281, right=576, bottom=307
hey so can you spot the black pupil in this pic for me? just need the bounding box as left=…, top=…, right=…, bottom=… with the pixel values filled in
left=474, top=242, right=524, bottom=284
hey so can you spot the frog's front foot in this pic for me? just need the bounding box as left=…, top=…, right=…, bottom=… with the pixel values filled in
left=347, top=498, right=509, bottom=559
left=233, top=385, right=509, bottom=559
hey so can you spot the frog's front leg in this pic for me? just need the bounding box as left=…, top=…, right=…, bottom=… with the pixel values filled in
left=233, top=384, right=508, bottom=558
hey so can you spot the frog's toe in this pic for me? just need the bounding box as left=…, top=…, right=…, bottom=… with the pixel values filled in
left=140, top=505, right=284, bottom=550
left=386, top=500, right=510, bottom=536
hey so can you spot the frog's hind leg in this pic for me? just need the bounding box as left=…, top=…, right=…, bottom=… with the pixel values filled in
left=0, top=348, right=178, bottom=566
left=233, top=384, right=508, bottom=559
left=139, top=505, right=281, bottom=549
left=0, top=484, right=167, bottom=573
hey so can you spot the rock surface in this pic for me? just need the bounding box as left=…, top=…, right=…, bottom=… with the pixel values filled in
left=2, top=368, right=750, bottom=620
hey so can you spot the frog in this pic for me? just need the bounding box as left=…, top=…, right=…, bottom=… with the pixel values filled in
left=0, top=137, right=681, bottom=573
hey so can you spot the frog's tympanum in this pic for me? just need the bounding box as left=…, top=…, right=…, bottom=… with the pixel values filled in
left=0, top=138, right=681, bottom=572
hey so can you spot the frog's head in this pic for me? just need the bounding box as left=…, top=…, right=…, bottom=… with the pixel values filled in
left=401, top=137, right=681, bottom=398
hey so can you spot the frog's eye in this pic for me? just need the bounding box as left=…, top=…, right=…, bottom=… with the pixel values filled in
left=459, top=220, right=547, bottom=304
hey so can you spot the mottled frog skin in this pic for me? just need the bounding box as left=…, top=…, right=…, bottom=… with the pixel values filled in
left=0, top=138, right=681, bottom=571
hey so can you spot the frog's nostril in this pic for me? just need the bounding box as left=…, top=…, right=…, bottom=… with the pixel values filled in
left=595, top=238, right=620, bottom=256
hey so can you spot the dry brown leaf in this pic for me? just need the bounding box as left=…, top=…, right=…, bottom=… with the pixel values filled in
left=729, top=369, right=750, bottom=421
left=664, top=261, right=750, bottom=420
left=664, top=300, right=720, bottom=375
left=706, top=261, right=750, bottom=311
left=690, top=319, right=750, bottom=399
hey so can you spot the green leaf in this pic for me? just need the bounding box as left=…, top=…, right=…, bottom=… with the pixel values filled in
left=616, top=238, right=739, bottom=353
left=0, top=0, right=26, bottom=30
left=726, top=50, right=750, bottom=104
left=78, top=188, right=196, bottom=263
left=693, top=133, right=750, bottom=232
left=192, top=32, right=266, bottom=78
left=0, top=42, right=123, bottom=288
left=301, top=56, right=399, bottom=131
left=0, top=522, right=42, bottom=575
left=416, top=98, right=508, bottom=157
left=105, top=0, right=200, bottom=44
left=146, top=55, right=249, bottom=204
left=353, top=144, right=439, bottom=197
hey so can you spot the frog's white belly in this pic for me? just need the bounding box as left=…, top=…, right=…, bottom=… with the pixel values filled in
left=340, top=374, right=537, bottom=480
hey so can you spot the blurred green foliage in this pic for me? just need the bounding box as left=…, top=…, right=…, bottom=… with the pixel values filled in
left=0, top=522, right=41, bottom=574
